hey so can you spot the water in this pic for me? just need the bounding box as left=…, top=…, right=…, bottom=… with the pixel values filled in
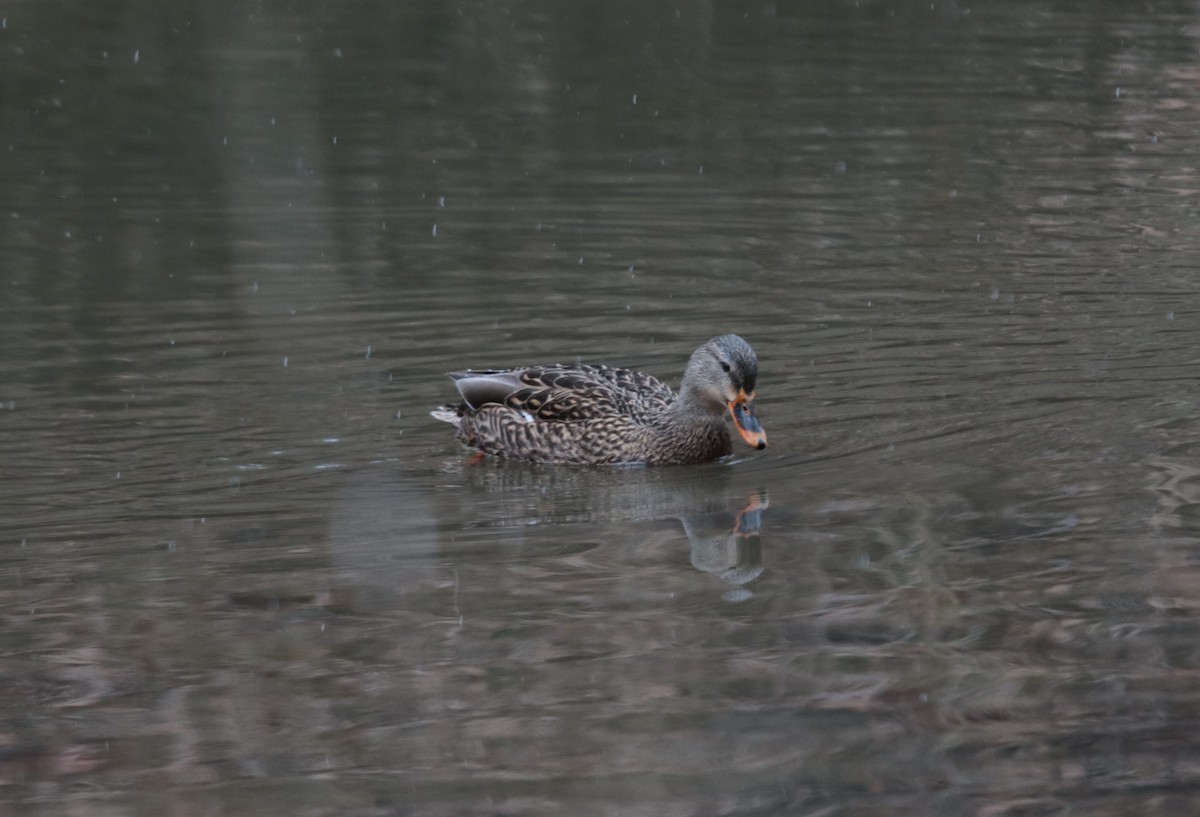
left=4, top=1, right=1200, bottom=814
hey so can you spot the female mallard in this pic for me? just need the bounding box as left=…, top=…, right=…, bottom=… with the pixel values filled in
left=431, top=334, right=766, bottom=465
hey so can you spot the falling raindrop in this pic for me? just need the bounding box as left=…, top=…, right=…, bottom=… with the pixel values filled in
left=283, top=356, right=289, bottom=368
left=432, top=223, right=438, bottom=237
left=133, top=49, right=140, bottom=64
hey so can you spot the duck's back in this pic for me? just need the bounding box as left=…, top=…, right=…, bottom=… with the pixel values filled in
left=439, top=363, right=679, bottom=464
left=523, top=364, right=674, bottom=421
left=452, top=364, right=671, bottom=421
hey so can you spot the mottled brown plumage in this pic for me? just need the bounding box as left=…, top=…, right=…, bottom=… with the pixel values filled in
left=430, top=335, right=767, bottom=465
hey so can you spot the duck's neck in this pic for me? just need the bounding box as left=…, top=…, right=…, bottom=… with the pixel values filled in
left=672, top=381, right=726, bottom=424
left=647, top=391, right=731, bottom=463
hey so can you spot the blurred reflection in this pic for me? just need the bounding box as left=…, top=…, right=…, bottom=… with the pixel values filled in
left=684, top=490, right=767, bottom=600
left=326, top=461, right=771, bottom=611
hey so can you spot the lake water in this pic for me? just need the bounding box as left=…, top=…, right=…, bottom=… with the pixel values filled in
left=4, top=1, right=1200, bottom=814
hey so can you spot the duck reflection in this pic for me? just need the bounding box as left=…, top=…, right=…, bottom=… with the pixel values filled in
left=324, top=459, right=772, bottom=615
left=443, top=459, right=770, bottom=597
left=683, top=490, right=768, bottom=601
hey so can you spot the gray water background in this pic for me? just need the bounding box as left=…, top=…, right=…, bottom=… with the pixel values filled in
left=4, top=2, right=1200, bottom=814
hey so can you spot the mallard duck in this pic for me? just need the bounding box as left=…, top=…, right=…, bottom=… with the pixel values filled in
left=430, top=334, right=767, bottom=465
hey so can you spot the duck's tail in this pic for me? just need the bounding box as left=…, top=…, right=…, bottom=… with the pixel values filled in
left=430, top=405, right=463, bottom=425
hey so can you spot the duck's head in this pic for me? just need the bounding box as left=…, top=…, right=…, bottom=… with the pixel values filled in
left=681, top=334, right=767, bottom=450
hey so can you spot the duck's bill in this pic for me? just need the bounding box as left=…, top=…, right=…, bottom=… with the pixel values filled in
left=727, top=391, right=767, bottom=450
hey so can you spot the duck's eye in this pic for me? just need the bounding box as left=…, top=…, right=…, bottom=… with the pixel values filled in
left=720, top=361, right=731, bottom=373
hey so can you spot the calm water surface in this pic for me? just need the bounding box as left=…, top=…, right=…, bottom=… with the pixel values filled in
left=4, top=2, right=1200, bottom=815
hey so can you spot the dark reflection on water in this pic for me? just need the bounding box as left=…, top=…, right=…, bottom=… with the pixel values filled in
left=5, top=0, right=1200, bottom=814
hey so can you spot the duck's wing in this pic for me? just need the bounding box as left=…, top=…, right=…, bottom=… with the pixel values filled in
left=450, top=364, right=674, bottom=423
left=448, top=369, right=528, bottom=410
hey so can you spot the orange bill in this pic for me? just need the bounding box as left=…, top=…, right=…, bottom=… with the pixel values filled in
left=727, top=389, right=767, bottom=450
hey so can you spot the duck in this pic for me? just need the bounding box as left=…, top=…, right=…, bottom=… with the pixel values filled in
left=430, top=334, right=767, bottom=465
